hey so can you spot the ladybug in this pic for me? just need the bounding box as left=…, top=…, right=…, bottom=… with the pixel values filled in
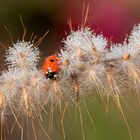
left=42, top=55, right=61, bottom=80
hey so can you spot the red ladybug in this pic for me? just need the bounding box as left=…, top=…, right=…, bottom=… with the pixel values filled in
left=42, top=55, right=61, bottom=80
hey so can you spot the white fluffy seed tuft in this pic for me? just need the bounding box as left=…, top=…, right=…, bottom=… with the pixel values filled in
left=5, top=41, right=40, bottom=71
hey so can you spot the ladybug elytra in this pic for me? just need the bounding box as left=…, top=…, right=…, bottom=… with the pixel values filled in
left=42, top=55, right=61, bottom=80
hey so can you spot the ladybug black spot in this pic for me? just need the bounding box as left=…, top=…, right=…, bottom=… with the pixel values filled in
left=50, top=59, right=54, bottom=62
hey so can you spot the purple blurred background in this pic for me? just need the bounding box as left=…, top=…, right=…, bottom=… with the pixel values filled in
left=0, top=0, right=140, bottom=47
left=0, top=0, right=140, bottom=66
left=1, top=0, right=140, bottom=140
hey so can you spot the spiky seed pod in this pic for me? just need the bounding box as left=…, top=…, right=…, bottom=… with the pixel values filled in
left=5, top=41, right=40, bottom=72
left=59, top=27, right=107, bottom=78
left=0, top=68, right=23, bottom=100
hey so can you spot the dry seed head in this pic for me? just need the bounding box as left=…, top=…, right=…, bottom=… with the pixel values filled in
left=63, top=59, right=70, bottom=67
left=22, top=88, right=29, bottom=112
left=1, top=24, right=140, bottom=136
left=0, top=93, right=6, bottom=109
left=5, top=41, right=40, bottom=71
left=128, top=24, right=140, bottom=48
left=122, top=53, right=130, bottom=60
left=0, top=68, right=23, bottom=99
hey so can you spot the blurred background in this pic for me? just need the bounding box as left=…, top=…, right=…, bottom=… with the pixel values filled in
left=1, top=0, right=140, bottom=140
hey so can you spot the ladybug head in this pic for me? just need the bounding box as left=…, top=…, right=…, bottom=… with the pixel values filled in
left=42, top=55, right=61, bottom=79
